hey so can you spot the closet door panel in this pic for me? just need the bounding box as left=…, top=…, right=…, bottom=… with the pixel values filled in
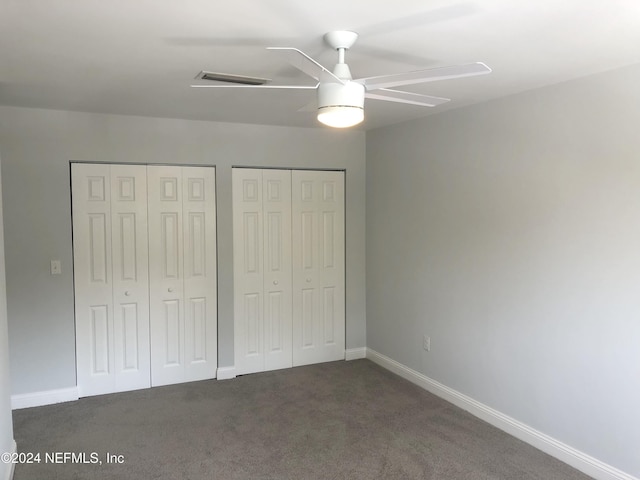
left=73, top=163, right=115, bottom=396
left=292, top=175, right=320, bottom=366
left=148, top=165, right=185, bottom=387
left=182, top=167, right=217, bottom=382
left=233, top=169, right=265, bottom=375
left=89, top=306, right=110, bottom=375
left=292, top=170, right=345, bottom=367
left=262, top=170, right=292, bottom=371
left=111, top=165, right=151, bottom=392
left=318, top=174, right=345, bottom=355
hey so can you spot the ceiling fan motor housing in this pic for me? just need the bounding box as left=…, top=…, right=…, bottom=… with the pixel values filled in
left=317, top=81, right=365, bottom=110
left=316, top=81, right=365, bottom=128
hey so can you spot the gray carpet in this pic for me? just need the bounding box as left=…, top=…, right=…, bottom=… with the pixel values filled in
left=12, top=360, right=592, bottom=479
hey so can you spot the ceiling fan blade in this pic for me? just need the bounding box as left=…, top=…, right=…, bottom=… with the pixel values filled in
left=195, top=71, right=272, bottom=86
left=267, top=47, right=344, bottom=84
left=365, top=89, right=450, bottom=107
left=355, top=44, right=438, bottom=69
left=357, top=62, right=491, bottom=91
left=356, top=3, right=479, bottom=38
left=165, top=36, right=295, bottom=47
left=191, top=84, right=318, bottom=89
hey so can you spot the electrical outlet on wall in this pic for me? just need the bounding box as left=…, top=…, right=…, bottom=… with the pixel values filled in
left=423, top=335, right=431, bottom=352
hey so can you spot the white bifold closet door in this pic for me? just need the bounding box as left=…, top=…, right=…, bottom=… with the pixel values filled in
left=233, top=169, right=293, bottom=375
left=291, top=170, right=345, bottom=367
left=233, top=168, right=344, bottom=376
left=73, top=163, right=217, bottom=397
left=147, top=166, right=218, bottom=387
left=72, top=163, right=150, bottom=397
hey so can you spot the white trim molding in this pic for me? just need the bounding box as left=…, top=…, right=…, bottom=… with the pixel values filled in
left=366, top=348, right=638, bottom=480
left=11, top=387, right=79, bottom=410
left=216, top=366, right=236, bottom=381
left=345, top=347, right=367, bottom=361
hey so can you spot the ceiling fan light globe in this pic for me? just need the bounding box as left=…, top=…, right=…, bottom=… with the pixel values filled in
left=317, top=81, right=365, bottom=127
left=317, top=106, right=364, bottom=128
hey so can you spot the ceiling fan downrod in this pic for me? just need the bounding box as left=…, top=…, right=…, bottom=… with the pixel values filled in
left=324, top=31, right=358, bottom=80
left=318, top=31, right=364, bottom=127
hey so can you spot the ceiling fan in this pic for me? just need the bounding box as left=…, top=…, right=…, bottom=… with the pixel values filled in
left=191, top=31, right=491, bottom=128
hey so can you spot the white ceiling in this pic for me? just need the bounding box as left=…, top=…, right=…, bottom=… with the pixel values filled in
left=2, top=0, right=640, bottom=130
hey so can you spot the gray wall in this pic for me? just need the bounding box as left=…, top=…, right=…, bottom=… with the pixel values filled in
left=0, top=106, right=366, bottom=395
left=366, top=62, right=640, bottom=477
left=0, top=153, right=15, bottom=480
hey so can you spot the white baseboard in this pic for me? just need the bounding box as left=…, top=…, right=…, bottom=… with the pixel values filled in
left=216, top=366, right=236, bottom=380
left=366, top=348, right=638, bottom=480
left=11, top=387, right=79, bottom=410
left=345, top=347, right=367, bottom=361
left=2, top=440, right=16, bottom=480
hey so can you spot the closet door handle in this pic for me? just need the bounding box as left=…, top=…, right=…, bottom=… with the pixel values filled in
left=273, top=280, right=278, bottom=285
left=306, top=278, right=311, bottom=283
left=124, top=291, right=131, bottom=296
left=168, top=288, right=174, bottom=293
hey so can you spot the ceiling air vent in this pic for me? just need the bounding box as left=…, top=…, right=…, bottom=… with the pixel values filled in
left=195, top=71, right=271, bottom=86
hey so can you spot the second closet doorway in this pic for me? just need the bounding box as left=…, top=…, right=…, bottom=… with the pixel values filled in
left=233, top=168, right=345, bottom=375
